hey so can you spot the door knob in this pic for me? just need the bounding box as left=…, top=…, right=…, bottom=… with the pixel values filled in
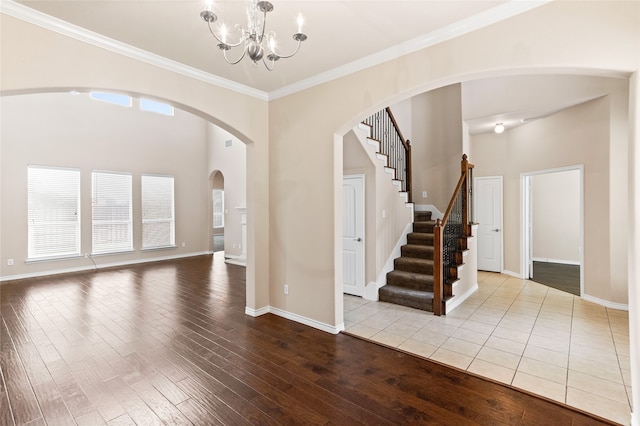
left=492, top=229, right=500, bottom=232
left=354, top=237, right=362, bottom=242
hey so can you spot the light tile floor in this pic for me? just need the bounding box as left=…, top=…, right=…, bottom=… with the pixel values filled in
left=343, top=271, right=632, bottom=425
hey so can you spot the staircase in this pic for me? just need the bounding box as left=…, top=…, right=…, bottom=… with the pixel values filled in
left=379, top=211, right=444, bottom=312
left=378, top=155, right=474, bottom=315
left=359, top=108, right=474, bottom=315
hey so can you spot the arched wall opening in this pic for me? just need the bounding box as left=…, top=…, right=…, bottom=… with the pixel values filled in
left=0, top=88, right=262, bottom=313
left=333, top=68, right=634, bottom=329
left=210, top=170, right=225, bottom=253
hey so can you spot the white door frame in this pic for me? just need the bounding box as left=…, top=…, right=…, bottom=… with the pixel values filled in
left=520, top=165, right=584, bottom=295
left=342, top=174, right=365, bottom=296
left=475, top=176, right=504, bottom=273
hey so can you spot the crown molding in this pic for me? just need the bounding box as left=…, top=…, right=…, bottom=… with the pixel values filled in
left=2, top=0, right=551, bottom=102
left=268, top=0, right=553, bottom=100
left=0, top=0, right=269, bottom=101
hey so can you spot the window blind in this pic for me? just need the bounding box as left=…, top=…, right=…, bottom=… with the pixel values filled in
left=141, top=174, right=175, bottom=249
left=28, top=166, right=81, bottom=259
left=92, top=171, right=133, bottom=254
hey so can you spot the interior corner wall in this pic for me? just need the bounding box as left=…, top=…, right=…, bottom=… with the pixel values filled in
left=472, top=93, right=629, bottom=305
left=411, top=84, right=463, bottom=211
left=207, top=124, right=247, bottom=258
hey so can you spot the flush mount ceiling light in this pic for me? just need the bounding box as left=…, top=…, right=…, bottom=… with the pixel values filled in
left=200, top=0, right=307, bottom=71
left=494, top=123, right=505, bottom=134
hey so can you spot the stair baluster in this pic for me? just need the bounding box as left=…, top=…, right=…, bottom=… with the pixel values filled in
left=433, top=155, right=474, bottom=315
left=362, top=108, right=412, bottom=202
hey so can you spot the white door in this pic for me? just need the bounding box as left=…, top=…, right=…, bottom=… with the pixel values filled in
left=475, top=176, right=503, bottom=272
left=343, top=175, right=365, bottom=296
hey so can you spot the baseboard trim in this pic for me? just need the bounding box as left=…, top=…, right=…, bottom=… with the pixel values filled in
left=581, top=294, right=628, bottom=311
left=245, top=306, right=344, bottom=334
left=224, top=255, right=247, bottom=267
left=502, top=269, right=522, bottom=278
left=0, top=251, right=211, bottom=283
left=245, top=306, right=270, bottom=317
left=447, top=283, right=479, bottom=312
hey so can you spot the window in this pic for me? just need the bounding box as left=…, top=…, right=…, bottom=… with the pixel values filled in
left=213, top=189, right=224, bottom=228
left=92, top=171, right=133, bottom=254
left=140, top=98, right=174, bottom=116
left=141, top=174, right=175, bottom=249
left=89, top=92, right=132, bottom=107
left=28, top=166, right=81, bottom=260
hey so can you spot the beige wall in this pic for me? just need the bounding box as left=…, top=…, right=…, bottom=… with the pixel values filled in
left=269, top=1, right=638, bottom=325
left=472, top=93, right=628, bottom=304
left=532, top=170, right=581, bottom=263
left=1, top=1, right=639, bottom=325
left=0, top=92, right=209, bottom=277
left=411, top=84, right=464, bottom=211
left=0, top=13, right=270, bottom=311
left=208, top=125, right=247, bottom=257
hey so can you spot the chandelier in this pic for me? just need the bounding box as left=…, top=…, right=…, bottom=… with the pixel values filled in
left=200, top=1, right=307, bottom=71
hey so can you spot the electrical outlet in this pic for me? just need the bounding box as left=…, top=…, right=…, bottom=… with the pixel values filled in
left=422, top=191, right=428, bottom=199
left=84, top=253, right=89, bottom=258
left=7, top=259, right=14, bottom=266
left=284, top=284, right=289, bottom=295
left=181, top=242, right=186, bottom=248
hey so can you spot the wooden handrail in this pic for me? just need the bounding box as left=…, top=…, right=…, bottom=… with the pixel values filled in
left=385, top=107, right=410, bottom=152
left=363, top=108, right=413, bottom=203
left=433, top=154, right=474, bottom=316
left=441, top=174, right=466, bottom=226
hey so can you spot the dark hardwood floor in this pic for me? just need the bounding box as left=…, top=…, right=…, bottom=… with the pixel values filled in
left=532, top=261, right=581, bottom=296
left=1, top=253, right=614, bottom=425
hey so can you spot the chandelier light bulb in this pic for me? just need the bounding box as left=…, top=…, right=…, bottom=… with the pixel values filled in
left=494, top=123, right=505, bottom=134
left=220, top=24, right=227, bottom=43
left=297, top=13, right=304, bottom=34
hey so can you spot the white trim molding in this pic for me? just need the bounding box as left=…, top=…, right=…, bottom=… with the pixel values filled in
left=582, top=294, right=628, bottom=312
left=245, top=306, right=344, bottom=334
left=0, top=251, right=211, bottom=283
left=2, top=0, right=552, bottom=101
left=447, top=283, right=479, bottom=313
left=0, top=0, right=268, bottom=101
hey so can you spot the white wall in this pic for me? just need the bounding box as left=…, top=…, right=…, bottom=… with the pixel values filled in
left=532, top=170, right=581, bottom=263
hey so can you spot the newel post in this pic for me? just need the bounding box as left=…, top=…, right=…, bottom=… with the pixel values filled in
left=433, top=219, right=443, bottom=316
left=461, top=155, right=469, bottom=236
left=406, top=140, right=412, bottom=203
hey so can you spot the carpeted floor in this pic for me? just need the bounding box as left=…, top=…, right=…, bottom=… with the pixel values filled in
left=532, top=261, right=580, bottom=295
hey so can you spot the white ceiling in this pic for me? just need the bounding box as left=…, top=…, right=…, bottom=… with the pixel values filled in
left=5, top=0, right=625, bottom=133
